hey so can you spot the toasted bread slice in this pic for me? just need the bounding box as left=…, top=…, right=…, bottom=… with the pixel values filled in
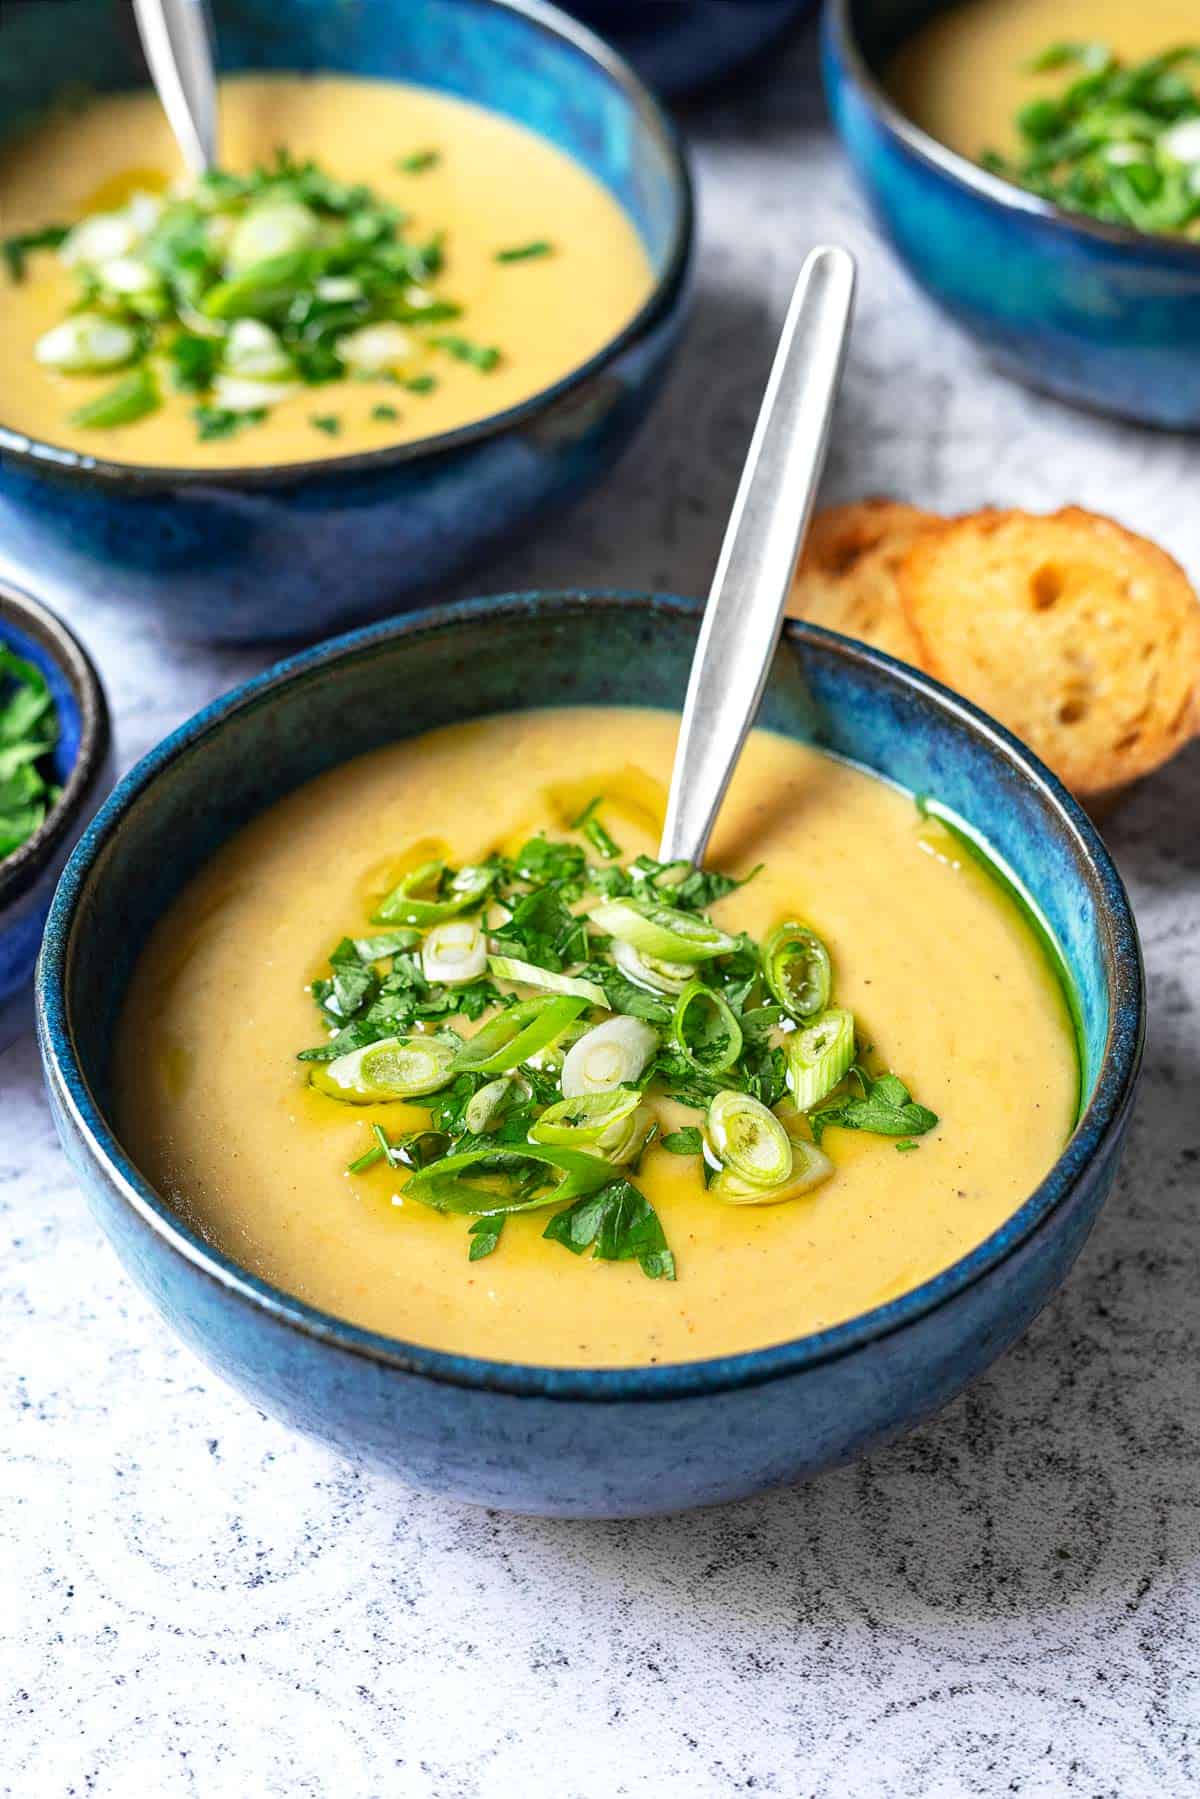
left=788, top=498, right=943, bottom=667
left=900, top=507, right=1200, bottom=801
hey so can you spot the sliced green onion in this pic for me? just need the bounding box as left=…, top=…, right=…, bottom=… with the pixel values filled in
left=561, top=1015, right=658, bottom=1097
left=70, top=365, right=160, bottom=429
left=212, top=372, right=301, bottom=412
left=226, top=200, right=320, bottom=273
left=60, top=210, right=142, bottom=268
left=423, top=920, right=487, bottom=985
left=97, top=256, right=166, bottom=315
left=310, top=1034, right=456, bottom=1102
left=609, top=939, right=693, bottom=995
left=672, top=979, right=744, bottom=1075
left=763, top=921, right=832, bottom=1020
left=223, top=318, right=293, bottom=379
left=372, top=861, right=493, bottom=927
left=487, top=954, right=608, bottom=1007
left=463, top=1075, right=522, bottom=1135
left=589, top=896, right=738, bottom=965
left=706, top=1090, right=793, bottom=1188
left=201, top=249, right=314, bottom=320
left=404, top=1142, right=612, bottom=1215
left=337, top=321, right=412, bottom=374
left=35, top=314, right=138, bottom=374
left=785, top=1007, right=855, bottom=1111
left=714, top=1137, right=833, bottom=1205
left=451, top=995, right=588, bottom=1074
left=528, top=1086, right=642, bottom=1150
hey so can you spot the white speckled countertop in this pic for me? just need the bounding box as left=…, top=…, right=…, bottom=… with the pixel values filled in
left=3, top=22, right=1198, bottom=1797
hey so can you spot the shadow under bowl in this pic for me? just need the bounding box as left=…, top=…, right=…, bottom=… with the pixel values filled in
left=561, top=0, right=815, bottom=98
left=0, top=0, right=693, bottom=645
left=36, top=593, right=1144, bottom=1516
left=1, top=580, right=113, bottom=1050
left=823, top=0, right=1200, bottom=430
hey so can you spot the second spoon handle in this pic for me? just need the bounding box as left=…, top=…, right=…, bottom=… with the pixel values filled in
left=133, top=0, right=218, bottom=178
left=659, top=246, right=856, bottom=867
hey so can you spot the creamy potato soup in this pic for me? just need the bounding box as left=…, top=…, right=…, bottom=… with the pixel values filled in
left=0, top=76, right=654, bottom=466
left=889, top=0, right=1200, bottom=185
left=114, top=709, right=1078, bottom=1368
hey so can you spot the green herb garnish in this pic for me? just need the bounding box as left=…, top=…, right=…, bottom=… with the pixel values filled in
left=192, top=404, right=267, bottom=441
left=310, top=413, right=341, bottom=435
left=0, top=645, right=60, bottom=858
left=982, top=43, right=1200, bottom=235
left=301, top=828, right=941, bottom=1281
left=371, top=403, right=399, bottom=422
left=430, top=334, right=501, bottom=372
left=494, top=240, right=553, bottom=263
left=2, top=223, right=69, bottom=282
left=69, top=365, right=160, bottom=430
left=396, top=149, right=441, bottom=173
left=23, top=147, right=492, bottom=440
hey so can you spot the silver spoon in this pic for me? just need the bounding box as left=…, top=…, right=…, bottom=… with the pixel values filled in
left=132, top=0, right=219, bottom=179
left=659, top=246, right=856, bottom=867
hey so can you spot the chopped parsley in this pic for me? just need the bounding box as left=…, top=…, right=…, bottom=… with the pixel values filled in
left=430, top=334, right=501, bottom=372
left=495, top=240, right=553, bottom=262
left=396, top=149, right=441, bottom=173
left=0, top=645, right=60, bottom=859
left=371, top=403, right=399, bottom=422
left=309, top=413, right=341, bottom=435
left=982, top=43, right=1200, bottom=235
left=2, top=223, right=69, bottom=282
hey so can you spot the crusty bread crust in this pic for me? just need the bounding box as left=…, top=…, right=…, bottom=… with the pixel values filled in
left=899, top=506, right=1200, bottom=802
left=788, top=498, right=943, bottom=668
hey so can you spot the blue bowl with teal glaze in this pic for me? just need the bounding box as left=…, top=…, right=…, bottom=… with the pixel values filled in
left=823, top=0, right=1200, bottom=429
left=1, top=581, right=113, bottom=1050
left=0, top=0, right=692, bottom=645
left=35, top=593, right=1143, bottom=1517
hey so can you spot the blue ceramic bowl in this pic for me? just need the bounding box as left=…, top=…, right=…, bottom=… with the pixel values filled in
left=0, top=0, right=692, bottom=645
left=823, top=0, right=1200, bottom=429
left=563, top=0, right=814, bottom=97
left=1, top=582, right=113, bottom=1050
left=36, top=593, right=1143, bottom=1517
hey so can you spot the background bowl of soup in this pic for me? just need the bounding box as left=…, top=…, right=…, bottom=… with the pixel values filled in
left=823, top=0, right=1200, bottom=429
left=0, top=0, right=692, bottom=644
left=0, top=580, right=113, bottom=1049
left=36, top=592, right=1144, bottom=1517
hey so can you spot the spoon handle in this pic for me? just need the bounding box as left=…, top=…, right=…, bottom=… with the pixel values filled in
left=659, top=246, right=856, bottom=866
left=132, top=0, right=218, bottom=178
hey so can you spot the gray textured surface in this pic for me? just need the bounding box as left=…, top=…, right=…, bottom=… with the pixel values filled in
left=3, top=23, right=1198, bottom=1796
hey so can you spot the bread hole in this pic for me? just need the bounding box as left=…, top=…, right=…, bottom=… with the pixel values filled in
left=1031, top=564, right=1064, bottom=611
left=1058, top=695, right=1089, bottom=726
left=826, top=533, right=873, bottom=577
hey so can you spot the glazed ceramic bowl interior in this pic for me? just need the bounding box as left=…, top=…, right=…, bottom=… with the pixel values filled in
left=39, top=594, right=1141, bottom=1400
left=832, top=0, right=1200, bottom=257
left=0, top=0, right=691, bottom=484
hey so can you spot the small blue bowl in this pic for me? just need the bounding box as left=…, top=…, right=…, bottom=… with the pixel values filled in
left=36, top=594, right=1143, bottom=1516
left=0, top=0, right=692, bottom=645
left=823, top=0, right=1200, bottom=430
left=1, top=581, right=113, bottom=1049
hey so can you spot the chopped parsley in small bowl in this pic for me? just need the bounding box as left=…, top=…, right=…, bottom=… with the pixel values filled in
left=0, top=581, right=113, bottom=1048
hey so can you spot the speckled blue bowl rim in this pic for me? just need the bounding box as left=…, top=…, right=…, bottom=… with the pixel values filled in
left=0, top=0, right=694, bottom=494
left=37, top=592, right=1144, bottom=1402
left=826, top=0, right=1200, bottom=263
left=0, top=578, right=111, bottom=912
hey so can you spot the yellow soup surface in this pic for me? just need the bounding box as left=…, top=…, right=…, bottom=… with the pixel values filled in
left=888, top=0, right=1199, bottom=163
left=0, top=76, right=654, bottom=466
left=114, top=708, right=1078, bottom=1368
